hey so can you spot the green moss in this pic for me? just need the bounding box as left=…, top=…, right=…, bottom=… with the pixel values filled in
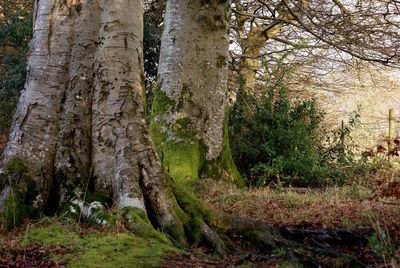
left=26, top=222, right=178, bottom=268
left=163, top=140, right=205, bottom=181
left=186, top=215, right=206, bottom=243
left=150, top=118, right=204, bottom=181
left=169, top=179, right=210, bottom=222
left=202, top=113, right=245, bottom=187
left=165, top=177, right=215, bottom=245
left=1, top=190, right=30, bottom=230
left=150, top=84, right=244, bottom=187
left=77, top=233, right=177, bottom=268
left=150, top=86, right=205, bottom=182
left=151, top=83, right=175, bottom=116
left=124, top=207, right=171, bottom=243
left=220, top=113, right=246, bottom=187
left=27, top=224, right=79, bottom=245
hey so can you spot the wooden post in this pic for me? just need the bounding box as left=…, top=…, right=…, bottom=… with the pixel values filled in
left=340, top=120, right=345, bottom=160
left=388, top=108, right=395, bottom=156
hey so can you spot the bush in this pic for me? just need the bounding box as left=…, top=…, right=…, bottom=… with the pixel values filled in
left=0, top=7, right=32, bottom=49
left=229, top=86, right=358, bottom=187
left=0, top=4, right=32, bottom=139
left=0, top=54, right=27, bottom=130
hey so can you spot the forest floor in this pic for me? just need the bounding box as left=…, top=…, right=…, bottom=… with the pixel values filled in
left=162, top=175, right=400, bottom=267
left=0, top=174, right=399, bottom=267
left=194, top=176, right=399, bottom=267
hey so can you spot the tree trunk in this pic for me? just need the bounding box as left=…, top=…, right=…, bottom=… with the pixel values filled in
left=234, top=0, right=308, bottom=93
left=239, top=25, right=283, bottom=92
left=0, top=0, right=183, bottom=237
left=1, top=0, right=77, bottom=217
left=151, top=0, right=244, bottom=186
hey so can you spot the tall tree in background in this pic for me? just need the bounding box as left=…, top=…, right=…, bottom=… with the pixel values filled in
left=233, top=0, right=310, bottom=92
left=230, top=0, right=400, bottom=93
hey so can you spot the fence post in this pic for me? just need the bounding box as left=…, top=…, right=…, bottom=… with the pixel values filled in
left=388, top=108, right=395, bottom=157
left=340, top=120, right=345, bottom=160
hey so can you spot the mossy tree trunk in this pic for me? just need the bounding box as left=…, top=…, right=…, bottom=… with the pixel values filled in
left=151, top=0, right=244, bottom=186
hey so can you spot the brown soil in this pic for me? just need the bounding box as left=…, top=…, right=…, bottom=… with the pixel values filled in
left=0, top=242, right=71, bottom=268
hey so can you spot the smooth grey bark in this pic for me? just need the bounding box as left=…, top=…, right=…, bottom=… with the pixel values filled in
left=91, top=0, right=147, bottom=208
left=54, top=0, right=100, bottom=205
left=156, top=0, right=231, bottom=160
left=0, top=0, right=183, bottom=235
left=1, top=0, right=75, bottom=210
left=150, top=0, right=245, bottom=187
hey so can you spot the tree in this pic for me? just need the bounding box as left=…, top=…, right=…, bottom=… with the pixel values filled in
left=150, top=0, right=244, bottom=186
left=0, top=0, right=376, bottom=261
left=230, top=0, right=400, bottom=92
left=0, top=0, right=267, bottom=250
left=0, top=0, right=182, bottom=237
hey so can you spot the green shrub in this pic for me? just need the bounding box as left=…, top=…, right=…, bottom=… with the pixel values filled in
left=0, top=54, right=27, bottom=130
left=0, top=5, right=32, bottom=136
left=229, top=86, right=358, bottom=187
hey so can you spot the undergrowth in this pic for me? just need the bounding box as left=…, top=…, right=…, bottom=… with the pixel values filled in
left=229, top=85, right=368, bottom=187
left=0, top=5, right=31, bottom=137
left=197, top=179, right=399, bottom=231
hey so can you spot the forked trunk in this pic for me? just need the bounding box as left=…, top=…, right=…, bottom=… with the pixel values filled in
left=0, top=0, right=182, bottom=235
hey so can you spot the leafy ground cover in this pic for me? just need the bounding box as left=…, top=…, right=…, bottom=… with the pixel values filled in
left=194, top=177, right=400, bottom=267
left=197, top=180, right=399, bottom=232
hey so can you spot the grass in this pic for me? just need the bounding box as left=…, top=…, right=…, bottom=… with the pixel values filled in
left=4, top=219, right=179, bottom=268
left=196, top=179, right=399, bottom=230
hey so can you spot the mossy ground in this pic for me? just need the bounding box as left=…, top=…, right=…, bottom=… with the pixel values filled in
left=1, top=219, right=179, bottom=268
